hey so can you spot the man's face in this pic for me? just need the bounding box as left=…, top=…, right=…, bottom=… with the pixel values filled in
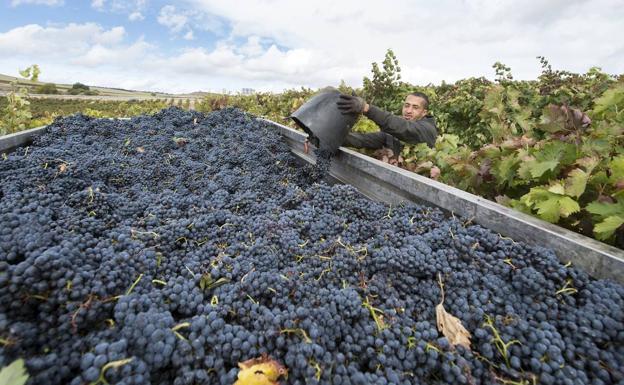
left=402, top=95, right=427, bottom=121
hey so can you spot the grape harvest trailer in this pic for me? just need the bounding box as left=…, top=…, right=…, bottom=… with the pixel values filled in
left=1, top=110, right=623, bottom=385
left=1, top=118, right=623, bottom=284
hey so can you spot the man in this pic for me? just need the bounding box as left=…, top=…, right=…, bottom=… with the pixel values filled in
left=336, top=92, right=438, bottom=156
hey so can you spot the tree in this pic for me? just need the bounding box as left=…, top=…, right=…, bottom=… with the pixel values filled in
left=68, top=82, right=92, bottom=95
left=35, top=83, right=59, bottom=94
left=72, top=82, right=90, bottom=91
left=19, top=64, right=40, bottom=82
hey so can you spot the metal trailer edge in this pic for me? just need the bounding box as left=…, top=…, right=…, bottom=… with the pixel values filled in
left=2, top=118, right=623, bottom=284
left=258, top=118, right=624, bottom=284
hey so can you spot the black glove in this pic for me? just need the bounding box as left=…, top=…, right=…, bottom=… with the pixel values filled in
left=336, top=94, right=367, bottom=115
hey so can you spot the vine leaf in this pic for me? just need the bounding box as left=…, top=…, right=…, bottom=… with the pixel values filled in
left=494, top=154, right=519, bottom=187
left=435, top=274, right=471, bottom=349
left=533, top=198, right=561, bottom=222
left=234, top=355, right=287, bottom=385
left=0, top=359, right=29, bottom=385
left=564, top=169, right=589, bottom=198
left=586, top=200, right=624, bottom=217
left=586, top=200, right=624, bottom=240
left=539, top=104, right=591, bottom=133
left=526, top=141, right=576, bottom=180
left=593, top=216, right=624, bottom=240
left=530, top=160, right=559, bottom=178
left=547, top=182, right=565, bottom=195
left=521, top=187, right=580, bottom=223
left=592, top=84, right=624, bottom=120
left=609, top=155, right=624, bottom=184
left=516, top=154, right=536, bottom=180
left=575, top=156, right=600, bottom=174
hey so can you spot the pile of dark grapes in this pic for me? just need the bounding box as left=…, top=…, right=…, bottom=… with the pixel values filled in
left=1, top=107, right=622, bottom=385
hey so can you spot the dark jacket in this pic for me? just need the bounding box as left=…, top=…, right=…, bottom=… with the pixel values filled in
left=365, top=105, right=438, bottom=148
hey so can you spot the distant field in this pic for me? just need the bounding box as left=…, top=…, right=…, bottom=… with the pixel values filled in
left=0, top=73, right=211, bottom=99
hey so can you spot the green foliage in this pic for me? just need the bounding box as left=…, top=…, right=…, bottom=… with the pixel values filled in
left=35, top=83, right=59, bottom=94
left=591, top=84, right=624, bottom=123
left=479, top=84, right=532, bottom=143
left=67, top=82, right=98, bottom=95
left=71, top=82, right=90, bottom=91
left=351, top=116, right=379, bottom=133
left=520, top=184, right=581, bottom=222
left=196, top=88, right=314, bottom=127
left=363, top=49, right=404, bottom=113
left=336, top=79, right=355, bottom=95
left=0, top=98, right=170, bottom=129
left=430, top=77, right=492, bottom=147
left=586, top=200, right=624, bottom=240
left=0, top=359, right=29, bottom=385
left=1, top=66, right=37, bottom=135
left=18, top=64, right=40, bottom=82
left=493, top=62, right=514, bottom=84
left=1, top=91, right=31, bottom=135
left=401, top=77, right=624, bottom=247
left=535, top=56, right=615, bottom=111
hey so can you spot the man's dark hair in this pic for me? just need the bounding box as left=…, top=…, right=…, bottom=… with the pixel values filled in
left=408, top=92, right=430, bottom=110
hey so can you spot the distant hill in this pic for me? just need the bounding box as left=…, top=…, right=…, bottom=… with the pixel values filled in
left=0, top=73, right=209, bottom=98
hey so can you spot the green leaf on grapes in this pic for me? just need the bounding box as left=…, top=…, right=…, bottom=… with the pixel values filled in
left=0, top=359, right=29, bottom=385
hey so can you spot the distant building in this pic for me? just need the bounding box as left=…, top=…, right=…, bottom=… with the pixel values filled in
left=241, top=88, right=255, bottom=95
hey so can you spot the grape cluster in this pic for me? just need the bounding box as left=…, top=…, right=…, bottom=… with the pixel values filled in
left=0, top=107, right=622, bottom=385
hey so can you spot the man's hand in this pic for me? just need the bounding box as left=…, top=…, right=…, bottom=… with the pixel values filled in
left=336, top=94, right=368, bottom=115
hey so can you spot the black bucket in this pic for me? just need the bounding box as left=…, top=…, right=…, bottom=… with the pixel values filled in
left=290, top=87, right=358, bottom=153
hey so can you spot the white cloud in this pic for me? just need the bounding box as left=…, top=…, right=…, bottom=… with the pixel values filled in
left=73, top=39, right=153, bottom=67
left=92, top=0, right=146, bottom=21
left=0, top=23, right=153, bottom=70
left=1, top=0, right=623, bottom=94
left=157, top=4, right=225, bottom=37
left=11, top=0, right=63, bottom=6
left=185, top=0, right=624, bottom=86
left=158, top=5, right=189, bottom=33
left=238, top=36, right=264, bottom=57
left=128, top=11, right=144, bottom=21
left=91, top=0, right=105, bottom=9
left=0, top=23, right=126, bottom=56
left=94, top=26, right=126, bottom=45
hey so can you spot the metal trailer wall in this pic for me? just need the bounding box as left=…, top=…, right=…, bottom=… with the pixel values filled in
left=2, top=119, right=623, bottom=284
left=259, top=118, right=624, bottom=284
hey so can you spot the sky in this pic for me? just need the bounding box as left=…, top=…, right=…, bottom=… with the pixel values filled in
left=0, top=0, right=622, bottom=94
